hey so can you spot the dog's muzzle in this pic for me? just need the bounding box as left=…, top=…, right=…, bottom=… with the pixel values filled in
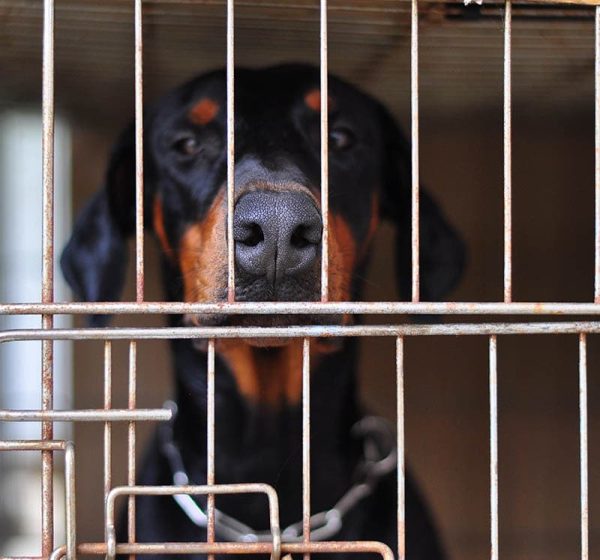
left=233, top=190, right=322, bottom=288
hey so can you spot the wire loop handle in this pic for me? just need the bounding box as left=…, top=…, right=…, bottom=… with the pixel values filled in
left=105, top=483, right=281, bottom=560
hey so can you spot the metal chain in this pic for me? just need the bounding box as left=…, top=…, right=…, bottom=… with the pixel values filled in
left=160, top=401, right=397, bottom=544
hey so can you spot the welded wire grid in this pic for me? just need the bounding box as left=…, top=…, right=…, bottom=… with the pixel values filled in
left=1, top=1, right=600, bottom=560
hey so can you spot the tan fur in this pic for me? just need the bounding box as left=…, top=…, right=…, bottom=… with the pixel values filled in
left=218, top=339, right=319, bottom=405
left=328, top=213, right=356, bottom=302
left=189, top=98, right=220, bottom=125
left=179, top=189, right=227, bottom=303
left=153, top=198, right=174, bottom=260
left=303, top=89, right=334, bottom=112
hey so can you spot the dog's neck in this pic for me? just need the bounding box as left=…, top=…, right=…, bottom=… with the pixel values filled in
left=214, top=339, right=307, bottom=405
left=169, top=336, right=363, bottom=527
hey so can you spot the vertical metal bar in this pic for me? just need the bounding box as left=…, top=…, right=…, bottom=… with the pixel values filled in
left=41, top=4, right=55, bottom=316
left=302, top=338, right=311, bottom=560
left=64, top=441, right=76, bottom=560
left=41, top=1, right=55, bottom=308
left=595, top=7, right=600, bottom=303
left=411, top=0, right=420, bottom=303
left=226, top=0, right=235, bottom=302
left=104, top=341, right=112, bottom=526
left=503, top=0, right=512, bottom=304
left=207, top=339, right=216, bottom=560
left=579, top=333, right=589, bottom=560
left=134, top=0, right=144, bottom=302
left=396, top=337, right=405, bottom=560
left=127, top=341, right=137, bottom=559
left=320, top=0, right=329, bottom=302
left=489, top=335, right=499, bottom=560
left=41, top=0, right=55, bottom=554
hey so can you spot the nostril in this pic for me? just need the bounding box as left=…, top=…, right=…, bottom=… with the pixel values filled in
left=242, top=224, right=265, bottom=247
left=237, top=223, right=264, bottom=247
left=290, top=226, right=311, bottom=249
left=290, top=217, right=322, bottom=248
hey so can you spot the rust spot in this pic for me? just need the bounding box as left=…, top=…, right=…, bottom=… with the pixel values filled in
left=304, top=89, right=334, bottom=112
left=190, top=98, right=220, bottom=125
left=179, top=189, right=227, bottom=302
left=328, top=213, right=356, bottom=305
left=219, top=339, right=318, bottom=405
left=153, top=198, right=174, bottom=260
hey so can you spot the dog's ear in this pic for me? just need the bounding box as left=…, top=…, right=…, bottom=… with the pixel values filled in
left=61, top=123, right=143, bottom=325
left=376, top=103, right=466, bottom=302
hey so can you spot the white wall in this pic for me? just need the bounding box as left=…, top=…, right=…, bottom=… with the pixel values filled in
left=0, top=110, right=72, bottom=555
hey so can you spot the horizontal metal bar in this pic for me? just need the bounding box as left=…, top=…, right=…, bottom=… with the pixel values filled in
left=1, top=323, right=600, bottom=343
left=0, top=440, right=67, bottom=451
left=121, top=542, right=393, bottom=559
left=2, top=557, right=46, bottom=560
left=50, top=540, right=393, bottom=560
left=524, top=0, right=599, bottom=4
left=1, top=302, right=600, bottom=316
left=0, top=409, right=172, bottom=422
left=106, top=482, right=280, bottom=506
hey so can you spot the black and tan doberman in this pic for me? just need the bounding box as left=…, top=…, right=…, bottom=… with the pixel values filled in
left=61, top=64, right=465, bottom=560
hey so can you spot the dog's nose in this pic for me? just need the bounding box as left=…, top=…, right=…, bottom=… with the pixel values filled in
left=233, top=191, right=322, bottom=284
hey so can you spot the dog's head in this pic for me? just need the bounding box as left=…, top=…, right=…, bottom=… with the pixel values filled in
left=62, top=64, right=465, bottom=328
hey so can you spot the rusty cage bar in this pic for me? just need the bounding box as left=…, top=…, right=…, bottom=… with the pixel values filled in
left=1, top=0, right=600, bottom=560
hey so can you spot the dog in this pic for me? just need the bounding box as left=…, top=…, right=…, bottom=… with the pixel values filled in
left=61, top=64, right=465, bottom=560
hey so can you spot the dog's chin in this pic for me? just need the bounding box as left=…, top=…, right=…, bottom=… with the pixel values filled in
left=184, top=312, right=343, bottom=329
left=184, top=310, right=347, bottom=352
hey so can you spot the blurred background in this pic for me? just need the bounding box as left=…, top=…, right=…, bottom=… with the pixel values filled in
left=1, top=1, right=599, bottom=559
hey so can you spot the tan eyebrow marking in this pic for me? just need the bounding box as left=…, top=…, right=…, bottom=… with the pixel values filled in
left=189, top=98, right=220, bottom=125
left=304, top=89, right=334, bottom=112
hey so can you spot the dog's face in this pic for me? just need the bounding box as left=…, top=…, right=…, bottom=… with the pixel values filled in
left=151, top=66, right=383, bottom=313
left=62, top=64, right=465, bottom=329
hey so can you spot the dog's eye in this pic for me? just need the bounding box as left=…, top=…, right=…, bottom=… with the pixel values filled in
left=329, top=127, right=355, bottom=151
left=172, top=135, right=202, bottom=157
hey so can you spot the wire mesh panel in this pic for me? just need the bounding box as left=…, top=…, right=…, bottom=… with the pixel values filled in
left=1, top=1, right=600, bottom=560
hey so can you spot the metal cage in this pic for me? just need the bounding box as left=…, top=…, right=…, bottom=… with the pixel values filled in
left=1, top=0, right=599, bottom=559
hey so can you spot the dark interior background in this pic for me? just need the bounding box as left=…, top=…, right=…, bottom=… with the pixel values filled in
left=2, top=1, right=600, bottom=559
